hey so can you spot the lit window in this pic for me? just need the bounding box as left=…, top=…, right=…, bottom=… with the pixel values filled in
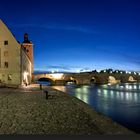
left=4, top=40, right=8, bottom=45
left=4, top=62, right=8, bottom=68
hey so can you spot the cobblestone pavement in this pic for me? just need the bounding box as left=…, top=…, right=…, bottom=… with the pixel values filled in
left=0, top=84, right=135, bottom=135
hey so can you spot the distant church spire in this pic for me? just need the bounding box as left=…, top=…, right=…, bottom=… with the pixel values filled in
left=23, top=33, right=31, bottom=43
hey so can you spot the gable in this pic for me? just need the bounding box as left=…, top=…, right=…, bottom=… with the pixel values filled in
left=0, top=19, right=20, bottom=49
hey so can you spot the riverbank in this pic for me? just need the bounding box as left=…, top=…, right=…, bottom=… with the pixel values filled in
left=0, top=84, right=135, bottom=135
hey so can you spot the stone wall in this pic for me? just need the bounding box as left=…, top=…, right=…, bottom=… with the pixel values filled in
left=33, top=72, right=140, bottom=86
left=0, top=20, right=21, bottom=86
left=21, top=49, right=32, bottom=85
left=0, top=20, right=33, bottom=87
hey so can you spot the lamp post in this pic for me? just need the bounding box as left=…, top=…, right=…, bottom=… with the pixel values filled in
left=44, top=90, right=48, bottom=99
left=40, top=84, right=42, bottom=90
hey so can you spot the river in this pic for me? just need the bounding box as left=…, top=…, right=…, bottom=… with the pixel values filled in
left=52, top=83, right=140, bottom=133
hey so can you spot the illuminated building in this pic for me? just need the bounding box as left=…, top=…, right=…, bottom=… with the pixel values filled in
left=0, top=19, right=33, bottom=87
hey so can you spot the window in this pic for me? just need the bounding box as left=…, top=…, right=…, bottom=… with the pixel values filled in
left=4, top=62, right=8, bottom=68
left=4, top=51, right=8, bottom=57
left=8, top=74, right=12, bottom=81
left=4, top=40, right=8, bottom=45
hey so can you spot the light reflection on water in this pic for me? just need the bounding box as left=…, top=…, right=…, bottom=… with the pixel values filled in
left=105, top=83, right=140, bottom=91
left=53, top=83, right=140, bottom=133
left=75, top=86, right=89, bottom=103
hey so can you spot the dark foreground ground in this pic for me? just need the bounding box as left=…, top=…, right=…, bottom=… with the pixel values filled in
left=0, top=84, right=136, bottom=135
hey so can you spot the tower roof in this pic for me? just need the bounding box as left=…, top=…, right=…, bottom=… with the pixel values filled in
left=23, top=33, right=32, bottom=43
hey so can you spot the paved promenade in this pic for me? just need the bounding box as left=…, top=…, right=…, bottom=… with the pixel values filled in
left=0, top=84, right=135, bottom=135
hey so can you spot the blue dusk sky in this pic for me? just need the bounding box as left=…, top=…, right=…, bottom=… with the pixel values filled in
left=0, top=0, right=140, bottom=72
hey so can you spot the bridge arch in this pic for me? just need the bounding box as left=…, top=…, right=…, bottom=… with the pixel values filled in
left=128, top=76, right=136, bottom=82
left=90, top=77, right=96, bottom=85
left=38, top=77, right=54, bottom=85
left=65, top=77, right=78, bottom=85
left=65, top=80, right=77, bottom=85
left=108, top=76, right=117, bottom=84
left=90, top=74, right=108, bottom=84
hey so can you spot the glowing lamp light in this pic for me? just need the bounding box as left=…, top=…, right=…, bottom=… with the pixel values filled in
left=70, top=77, right=74, bottom=80
left=133, top=85, right=137, bottom=89
left=51, top=70, right=55, bottom=73
left=50, top=73, right=64, bottom=80
left=23, top=71, right=29, bottom=85
left=23, top=72, right=28, bottom=79
left=126, top=85, right=129, bottom=89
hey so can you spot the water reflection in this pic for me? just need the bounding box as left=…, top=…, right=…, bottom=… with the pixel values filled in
left=97, top=89, right=101, bottom=93
left=120, top=92, right=124, bottom=100
left=54, top=84, right=140, bottom=103
left=134, top=93, right=138, bottom=102
left=101, top=83, right=140, bottom=91
left=75, top=86, right=89, bottom=103
left=110, top=90, right=114, bottom=99
left=54, top=83, right=140, bottom=133
left=96, top=87, right=139, bottom=102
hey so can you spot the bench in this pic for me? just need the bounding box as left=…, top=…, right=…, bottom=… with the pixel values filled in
left=44, top=90, right=54, bottom=99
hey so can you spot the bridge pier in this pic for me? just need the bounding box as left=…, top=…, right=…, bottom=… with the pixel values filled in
left=54, top=80, right=66, bottom=86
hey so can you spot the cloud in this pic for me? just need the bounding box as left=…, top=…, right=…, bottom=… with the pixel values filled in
left=46, top=25, right=96, bottom=34
left=12, top=23, right=98, bottom=34
left=46, top=65, right=72, bottom=70
left=79, top=67, right=91, bottom=72
left=45, top=65, right=92, bottom=72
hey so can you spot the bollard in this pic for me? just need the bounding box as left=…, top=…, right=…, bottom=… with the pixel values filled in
left=40, top=84, right=42, bottom=90
left=44, top=90, right=48, bottom=99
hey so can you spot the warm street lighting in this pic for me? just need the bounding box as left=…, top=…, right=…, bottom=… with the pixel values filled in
left=50, top=73, right=64, bottom=80
left=23, top=71, right=29, bottom=85
left=51, top=70, right=55, bottom=73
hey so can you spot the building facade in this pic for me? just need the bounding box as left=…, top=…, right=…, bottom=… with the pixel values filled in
left=0, top=19, right=33, bottom=87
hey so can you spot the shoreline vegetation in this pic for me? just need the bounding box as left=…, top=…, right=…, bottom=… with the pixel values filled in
left=0, top=84, right=135, bottom=135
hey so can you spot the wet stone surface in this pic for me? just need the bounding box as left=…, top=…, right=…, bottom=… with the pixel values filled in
left=0, top=85, right=136, bottom=135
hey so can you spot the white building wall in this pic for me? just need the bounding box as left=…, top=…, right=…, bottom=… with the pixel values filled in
left=0, top=20, right=33, bottom=87
left=0, top=20, right=21, bottom=86
left=21, top=49, right=32, bottom=85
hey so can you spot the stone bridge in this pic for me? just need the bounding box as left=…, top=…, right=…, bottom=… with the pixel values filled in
left=32, top=72, right=140, bottom=86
